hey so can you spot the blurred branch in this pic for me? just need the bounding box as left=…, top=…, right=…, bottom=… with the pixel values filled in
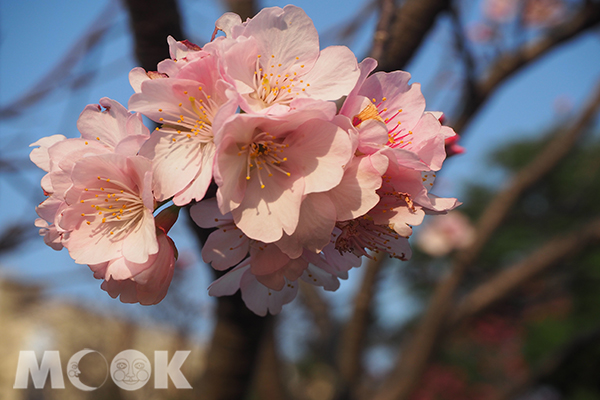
left=198, top=294, right=272, bottom=400
left=0, top=0, right=118, bottom=120
left=373, top=0, right=451, bottom=71
left=299, top=281, right=334, bottom=349
left=451, top=216, right=600, bottom=325
left=0, top=224, right=32, bottom=255
left=372, top=78, right=600, bottom=400
left=453, top=1, right=600, bottom=135
left=336, top=257, right=383, bottom=399
left=123, top=0, right=184, bottom=70
left=252, top=317, right=290, bottom=400
left=224, top=0, right=257, bottom=20
left=370, top=0, right=397, bottom=62
left=449, top=4, right=477, bottom=118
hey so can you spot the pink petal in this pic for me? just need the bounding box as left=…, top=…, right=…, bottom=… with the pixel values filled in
left=202, top=227, right=250, bottom=271
left=77, top=98, right=131, bottom=148
left=275, top=192, right=336, bottom=258
left=327, top=153, right=388, bottom=221
left=301, top=45, right=360, bottom=101
left=285, top=118, right=352, bottom=194
left=29, top=134, right=66, bottom=172
left=208, top=260, right=252, bottom=297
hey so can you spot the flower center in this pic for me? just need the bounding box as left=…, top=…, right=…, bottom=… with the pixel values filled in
left=78, top=176, right=146, bottom=239
left=155, top=86, right=216, bottom=144
left=355, top=97, right=413, bottom=148
left=250, top=55, right=309, bottom=108
left=352, top=103, right=384, bottom=127
left=238, top=131, right=290, bottom=189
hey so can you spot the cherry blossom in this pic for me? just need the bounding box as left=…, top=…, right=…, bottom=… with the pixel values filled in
left=60, top=153, right=157, bottom=265
left=212, top=5, right=360, bottom=114
left=129, top=54, right=239, bottom=206
left=416, top=211, right=476, bottom=257
left=30, top=5, right=463, bottom=313
left=341, top=58, right=454, bottom=172
left=90, top=207, right=179, bottom=305
left=207, top=248, right=343, bottom=316
left=213, top=106, right=353, bottom=243
left=31, top=98, right=150, bottom=250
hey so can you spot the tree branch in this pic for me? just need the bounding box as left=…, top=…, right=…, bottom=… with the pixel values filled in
left=0, top=1, right=117, bottom=120
left=198, top=295, right=272, bottom=400
left=123, top=0, right=184, bottom=70
left=453, top=1, right=600, bottom=135
left=451, top=216, right=600, bottom=326
left=374, top=0, right=451, bottom=71
left=370, top=0, right=397, bottom=63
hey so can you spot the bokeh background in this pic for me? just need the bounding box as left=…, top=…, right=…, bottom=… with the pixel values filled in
left=1, top=0, right=600, bottom=399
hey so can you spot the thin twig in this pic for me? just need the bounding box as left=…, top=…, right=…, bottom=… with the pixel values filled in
left=299, top=281, right=333, bottom=348
left=0, top=1, right=118, bottom=120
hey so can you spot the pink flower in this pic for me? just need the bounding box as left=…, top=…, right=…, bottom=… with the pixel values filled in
left=90, top=207, right=179, bottom=305
left=207, top=251, right=342, bottom=316
left=192, top=197, right=312, bottom=291
left=274, top=152, right=389, bottom=258
left=341, top=59, right=454, bottom=172
left=190, top=198, right=250, bottom=271
left=60, top=153, right=157, bottom=265
left=208, top=260, right=299, bottom=316
left=213, top=105, right=353, bottom=243
left=129, top=36, right=206, bottom=90
left=192, top=197, right=349, bottom=315
left=31, top=98, right=150, bottom=250
left=416, top=211, right=475, bottom=257
left=333, top=218, right=413, bottom=261
left=129, top=53, right=239, bottom=206
left=212, top=5, right=360, bottom=114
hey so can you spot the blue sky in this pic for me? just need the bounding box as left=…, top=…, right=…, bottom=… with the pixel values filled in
left=1, top=0, right=599, bottom=342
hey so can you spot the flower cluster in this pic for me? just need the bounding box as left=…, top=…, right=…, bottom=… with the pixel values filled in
left=31, top=5, right=459, bottom=315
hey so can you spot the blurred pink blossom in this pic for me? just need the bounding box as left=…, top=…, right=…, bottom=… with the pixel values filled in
left=416, top=211, right=475, bottom=257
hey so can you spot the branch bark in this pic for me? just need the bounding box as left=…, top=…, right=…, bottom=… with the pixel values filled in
left=224, top=0, right=257, bottom=20
left=373, top=0, right=451, bottom=71
left=372, top=78, right=600, bottom=400
left=123, top=0, right=184, bottom=70
left=198, top=295, right=272, bottom=400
